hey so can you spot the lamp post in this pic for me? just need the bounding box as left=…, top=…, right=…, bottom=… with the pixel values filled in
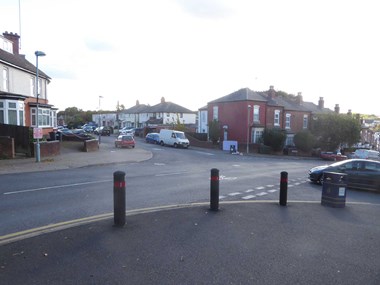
left=247, top=104, right=251, bottom=154
left=35, top=51, right=46, bottom=162
left=98, top=96, right=103, bottom=144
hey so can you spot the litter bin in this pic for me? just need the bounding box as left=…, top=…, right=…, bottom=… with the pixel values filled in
left=49, top=131, right=57, bottom=141
left=321, top=172, right=347, bottom=208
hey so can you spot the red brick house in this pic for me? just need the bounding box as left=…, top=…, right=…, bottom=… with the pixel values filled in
left=207, top=86, right=333, bottom=149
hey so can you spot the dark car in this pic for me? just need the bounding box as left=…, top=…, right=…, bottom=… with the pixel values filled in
left=309, top=159, right=380, bottom=192
left=94, top=126, right=111, bottom=136
left=145, top=133, right=160, bottom=144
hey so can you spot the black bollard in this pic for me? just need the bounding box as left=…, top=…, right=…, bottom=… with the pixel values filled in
left=113, top=171, right=126, bottom=226
left=210, top=168, right=219, bottom=211
left=279, top=171, right=288, bottom=206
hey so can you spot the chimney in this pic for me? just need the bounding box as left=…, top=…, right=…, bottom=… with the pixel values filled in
left=334, top=104, right=340, bottom=113
left=296, top=92, right=303, bottom=105
left=347, top=109, right=352, bottom=116
left=268, top=85, right=275, bottom=100
left=136, top=100, right=140, bottom=106
left=318, top=97, right=324, bottom=109
left=3, top=31, right=20, bottom=55
left=161, top=97, right=165, bottom=103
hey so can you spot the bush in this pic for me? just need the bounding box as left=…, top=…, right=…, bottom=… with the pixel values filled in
left=294, top=130, right=315, bottom=152
left=262, top=128, right=286, bottom=152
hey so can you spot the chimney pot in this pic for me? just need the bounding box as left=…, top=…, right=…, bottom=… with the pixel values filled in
left=318, top=97, right=324, bottom=109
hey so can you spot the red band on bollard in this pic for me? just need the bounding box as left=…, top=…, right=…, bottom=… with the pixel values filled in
left=281, top=178, right=288, bottom=183
left=211, top=176, right=219, bottom=181
left=114, top=181, right=126, bottom=188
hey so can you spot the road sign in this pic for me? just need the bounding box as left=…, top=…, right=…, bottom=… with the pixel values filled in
left=33, top=127, right=43, bottom=139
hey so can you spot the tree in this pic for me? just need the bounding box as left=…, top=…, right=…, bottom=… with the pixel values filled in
left=294, top=130, right=316, bottom=152
left=262, top=128, right=286, bottom=151
left=208, top=119, right=221, bottom=144
left=310, top=113, right=361, bottom=150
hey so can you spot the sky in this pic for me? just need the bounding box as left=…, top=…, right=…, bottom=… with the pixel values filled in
left=1, top=0, right=379, bottom=115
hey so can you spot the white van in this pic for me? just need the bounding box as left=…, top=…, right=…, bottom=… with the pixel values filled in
left=159, top=129, right=190, bottom=148
left=353, top=149, right=380, bottom=160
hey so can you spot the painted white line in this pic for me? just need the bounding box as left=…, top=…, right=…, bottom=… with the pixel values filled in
left=242, top=195, right=256, bottom=200
left=267, top=189, right=278, bottom=193
left=256, top=186, right=265, bottom=190
left=256, top=192, right=268, bottom=196
left=4, top=179, right=112, bottom=195
left=155, top=172, right=187, bottom=177
left=228, top=192, right=242, bottom=196
left=154, top=163, right=166, bottom=166
left=219, top=196, right=226, bottom=199
left=245, top=189, right=254, bottom=193
left=294, top=182, right=301, bottom=186
left=288, top=185, right=295, bottom=188
left=195, top=151, right=214, bottom=156
left=266, top=185, right=275, bottom=188
left=232, top=165, right=240, bottom=167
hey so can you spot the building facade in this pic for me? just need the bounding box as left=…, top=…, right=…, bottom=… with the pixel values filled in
left=0, top=32, right=56, bottom=134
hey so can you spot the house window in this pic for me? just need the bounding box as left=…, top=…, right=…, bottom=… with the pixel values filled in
left=285, top=134, right=294, bottom=146
left=0, top=99, right=24, bottom=125
left=252, top=128, right=264, bottom=143
left=253, top=105, right=260, bottom=122
left=30, top=107, right=56, bottom=127
left=274, top=110, right=280, bottom=126
left=213, top=106, right=218, bottom=120
left=303, top=114, right=308, bottom=129
left=285, top=113, right=291, bottom=129
left=2, top=67, right=9, bottom=91
left=30, top=77, right=35, bottom=96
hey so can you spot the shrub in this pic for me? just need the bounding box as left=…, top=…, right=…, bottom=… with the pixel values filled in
left=262, top=128, right=286, bottom=152
left=294, top=130, right=316, bottom=152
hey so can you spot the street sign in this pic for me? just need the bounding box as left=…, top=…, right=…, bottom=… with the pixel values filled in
left=33, top=127, right=43, bottom=139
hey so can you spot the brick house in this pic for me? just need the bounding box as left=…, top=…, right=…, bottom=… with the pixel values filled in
left=0, top=32, right=57, bottom=134
left=207, top=86, right=334, bottom=148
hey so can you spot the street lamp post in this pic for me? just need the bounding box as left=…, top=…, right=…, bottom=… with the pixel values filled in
left=35, top=51, right=46, bottom=162
left=98, top=96, right=103, bottom=144
left=247, top=105, right=251, bottom=154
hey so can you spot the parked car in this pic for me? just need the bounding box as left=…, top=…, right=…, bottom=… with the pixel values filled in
left=159, top=129, right=189, bottom=148
left=115, top=135, right=135, bottom=148
left=351, top=149, right=380, bottom=160
left=308, top=159, right=380, bottom=192
left=133, top=128, right=144, bottom=137
left=94, top=126, right=111, bottom=136
left=119, top=127, right=134, bottom=136
left=320, top=151, right=347, bottom=161
left=145, top=133, right=160, bottom=144
left=82, top=125, right=94, bottom=133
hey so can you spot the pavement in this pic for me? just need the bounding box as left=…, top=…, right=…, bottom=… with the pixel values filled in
left=1, top=140, right=380, bottom=284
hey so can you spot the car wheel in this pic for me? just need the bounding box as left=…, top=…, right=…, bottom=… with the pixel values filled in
left=318, top=174, right=324, bottom=185
left=160, top=141, right=164, bottom=146
left=174, top=143, right=178, bottom=148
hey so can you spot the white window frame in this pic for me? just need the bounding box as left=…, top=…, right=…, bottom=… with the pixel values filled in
left=30, top=77, right=35, bottom=96
left=252, top=127, right=264, bottom=143
left=303, top=114, right=308, bottom=129
left=2, top=67, right=9, bottom=92
left=213, top=106, right=218, bottom=120
left=274, top=110, right=280, bottom=126
left=253, top=105, right=260, bottom=122
left=30, top=107, right=56, bottom=128
left=0, top=99, right=24, bottom=126
left=285, top=113, right=291, bottom=129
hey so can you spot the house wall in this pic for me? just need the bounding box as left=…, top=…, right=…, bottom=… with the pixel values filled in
left=284, top=110, right=310, bottom=133
left=198, top=109, right=208, bottom=133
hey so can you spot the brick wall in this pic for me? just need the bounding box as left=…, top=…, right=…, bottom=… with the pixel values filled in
left=84, top=139, right=99, bottom=152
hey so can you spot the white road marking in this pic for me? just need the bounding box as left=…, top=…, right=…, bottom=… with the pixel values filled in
left=267, top=189, right=278, bottom=193
left=3, top=179, right=112, bottom=195
left=219, top=196, right=226, bottom=199
left=195, top=151, right=214, bottom=156
left=256, top=192, right=268, bottom=196
left=266, top=185, right=275, bottom=188
left=155, top=172, right=187, bottom=177
left=256, top=186, right=265, bottom=190
left=232, top=165, right=240, bottom=167
left=245, top=189, right=254, bottom=193
left=154, top=163, right=166, bottom=166
left=242, top=195, right=256, bottom=200
left=228, top=192, right=242, bottom=196
left=288, top=185, right=295, bottom=187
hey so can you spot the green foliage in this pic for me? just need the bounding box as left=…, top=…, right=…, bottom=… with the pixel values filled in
left=173, top=114, right=186, bottom=132
left=310, top=113, right=361, bottom=150
left=208, top=119, right=221, bottom=144
left=262, top=128, right=286, bottom=151
left=57, top=107, right=95, bottom=128
left=294, top=130, right=316, bottom=152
